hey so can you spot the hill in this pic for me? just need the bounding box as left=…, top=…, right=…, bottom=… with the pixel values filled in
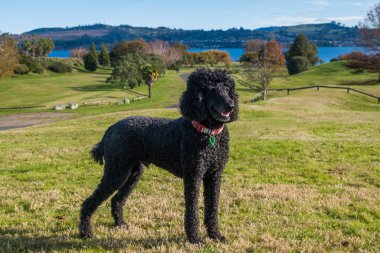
left=21, top=22, right=359, bottom=49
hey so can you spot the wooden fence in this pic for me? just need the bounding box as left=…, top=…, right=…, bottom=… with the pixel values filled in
left=270, top=85, right=380, bottom=104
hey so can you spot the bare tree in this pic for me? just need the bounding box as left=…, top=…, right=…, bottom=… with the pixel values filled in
left=148, top=40, right=183, bottom=66
left=148, top=40, right=169, bottom=57
left=359, top=3, right=380, bottom=53
left=0, top=35, right=19, bottom=78
left=70, top=47, right=88, bottom=59
left=244, top=39, right=265, bottom=53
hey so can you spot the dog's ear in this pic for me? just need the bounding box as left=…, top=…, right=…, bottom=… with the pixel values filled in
left=229, top=90, right=239, bottom=122
left=179, top=89, right=208, bottom=122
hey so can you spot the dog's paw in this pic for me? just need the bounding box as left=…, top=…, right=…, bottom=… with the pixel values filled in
left=187, top=235, right=204, bottom=245
left=209, top=231, right=227, bottom=243
left=79, top=230, right=94, bottom=239
left=114, top=221, right=129, bottom=229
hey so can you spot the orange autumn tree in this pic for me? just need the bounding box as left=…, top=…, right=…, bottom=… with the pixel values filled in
left=242, top=37, right=285, bottom=100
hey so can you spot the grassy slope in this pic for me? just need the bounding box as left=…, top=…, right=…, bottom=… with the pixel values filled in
left=0, top=62, right=380, bottom=252
left=0, top=68, right=187, bottom=116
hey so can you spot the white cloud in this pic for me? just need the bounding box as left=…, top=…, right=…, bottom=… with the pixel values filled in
left=270, top=16, right=363, bottom=26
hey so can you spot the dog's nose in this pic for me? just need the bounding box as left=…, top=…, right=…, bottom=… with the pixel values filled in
left=226, top=103, right=234, bottom=112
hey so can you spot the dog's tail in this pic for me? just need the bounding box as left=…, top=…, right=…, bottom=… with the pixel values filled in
left=91, top=141, right=104, bottom=165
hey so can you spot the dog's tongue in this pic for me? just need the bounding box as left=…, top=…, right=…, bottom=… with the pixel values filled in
left=222, top=112, right=230, bottom=117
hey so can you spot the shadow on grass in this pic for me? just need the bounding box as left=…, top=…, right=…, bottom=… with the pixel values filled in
left=0, top=228, right=184, bottom=251
left=339, top=79, right=379, bottom=86
left=236, top=87, right=258, bottom=93
left=70, top=85, right=121, bottom=92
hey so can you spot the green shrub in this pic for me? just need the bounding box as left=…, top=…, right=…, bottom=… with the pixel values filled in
left=287, top=56, right=310, bottom=75
left=84, top=53, right=98, bottom=72
left=167, top=63, right=180, bottom=72
left=13, top=64, right=30, bottom=75
left=20, top=55, right=44, bottom=74
left=47, top=61, right=73, bottom=73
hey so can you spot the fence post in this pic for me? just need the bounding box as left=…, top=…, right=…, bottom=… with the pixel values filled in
left=287, top=89, right=290, bottom=95
left=317, top=86, right=320, bottom=91
left=378, top=98, right=380, bottom=104
left=347, top=88, right=350, bottom=94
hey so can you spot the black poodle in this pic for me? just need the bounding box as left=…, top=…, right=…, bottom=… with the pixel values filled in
left=79, top=68, right=239, bottom=244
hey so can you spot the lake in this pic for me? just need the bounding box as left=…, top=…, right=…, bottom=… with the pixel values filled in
left=188, top=47, right=366, bottom=63
left=49, top=47, right=365, bottom=63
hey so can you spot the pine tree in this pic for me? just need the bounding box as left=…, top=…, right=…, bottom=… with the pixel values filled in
left=89, top=42, right=98, bottom=59
left=84, top=53, right=98, bottom=72
left=286, top=34, right=318, bottom=66
left=98, top=45, right=111, bottom=67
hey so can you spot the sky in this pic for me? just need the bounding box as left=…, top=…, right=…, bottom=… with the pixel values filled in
left=0, top=0, right=378, bottom=34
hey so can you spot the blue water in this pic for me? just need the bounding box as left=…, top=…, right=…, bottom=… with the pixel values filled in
left=188, top=47, right=366, bottom=63
left=50, top=47, right=366, bottom=63
left=48, top=50, right=71, bottom=58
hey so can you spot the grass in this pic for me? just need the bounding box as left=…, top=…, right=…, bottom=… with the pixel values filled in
left=0, top=68, right=188, bottom=116
left=0, top=67, right=187, bottom=113
left=0, top=62, right=380, bottom=252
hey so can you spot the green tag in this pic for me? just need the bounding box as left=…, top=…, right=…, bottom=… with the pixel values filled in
left=209, top=136, right=216, bottom=146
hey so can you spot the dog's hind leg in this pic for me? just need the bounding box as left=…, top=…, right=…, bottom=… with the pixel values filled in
left=111, top=163, right=145, bottom=227
left=79, top=160, right=132, bottom=239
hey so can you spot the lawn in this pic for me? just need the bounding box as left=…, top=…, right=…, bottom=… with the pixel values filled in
left=0, top=62, right=379, bottom=252
left=0, top=67, right=187, bottom=116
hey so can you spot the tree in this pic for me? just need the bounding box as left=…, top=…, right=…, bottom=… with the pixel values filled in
left=359, top=2, right=380, bottom=53
left=344, top=54, right=380, bottom=81
left=141, top=63, right=159, bottom=98
left=21, top=35, right=54, bottom=58
left=107, top=53, right=164, bottom=96
left=98, top=45, right=111, bottom=67
left=0, top=35, right=19, bottom=78
left=89, top=42, right=98, bottom=59
left=286, top=34, right=319, bottom=66
left=37, top=37, right=55, bottom=57
left=109, top=40, right=149, bottom=66
left=70, top=47, right=88, bottom=59
left=241, top=38, right=285, bottom=100
left=287, top=56, right=310, bottom=75
left=244, top=39, right=265, bottom=53
left=107, top=54, right=144, bottom=89
left=84, top=53, right=98, bottom=72
left=347, top=3, right=380, bottom=81
left=239, top=52, right=260, bottom=64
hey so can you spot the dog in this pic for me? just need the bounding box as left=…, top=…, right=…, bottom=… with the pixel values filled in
left=79, top=68, right=238, bottom=244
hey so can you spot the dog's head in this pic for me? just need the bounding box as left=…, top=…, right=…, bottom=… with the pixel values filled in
left=180, top=68, right=239, bottom=125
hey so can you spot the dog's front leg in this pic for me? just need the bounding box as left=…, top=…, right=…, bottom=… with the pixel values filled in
left=203, top=170, right=226, bottom=242
left=184, top=174, right=203, bottom=244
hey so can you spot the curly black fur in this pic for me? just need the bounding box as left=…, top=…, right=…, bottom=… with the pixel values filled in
left=79, top=68, right=239, bottom=244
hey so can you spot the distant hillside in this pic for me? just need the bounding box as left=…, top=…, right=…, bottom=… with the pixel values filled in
left=22, top=23, right=359, bottom=49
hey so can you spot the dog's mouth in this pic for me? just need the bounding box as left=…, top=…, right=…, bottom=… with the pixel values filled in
left=209, top=107, right=232, bottom=123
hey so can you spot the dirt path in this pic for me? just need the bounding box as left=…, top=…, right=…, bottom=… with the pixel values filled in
left=0, top=112, right=73, bottom=131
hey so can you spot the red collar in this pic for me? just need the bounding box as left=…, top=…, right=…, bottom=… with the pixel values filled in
left=191, top=121, right=224, bottom=136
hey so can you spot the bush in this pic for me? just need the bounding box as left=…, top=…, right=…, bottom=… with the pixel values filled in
left=13, top=64, right=30, bottom=75
left=167, top=63, right=180, bottom=72
left=287, top=56, right=310, bottom=75
left=339, top=51, right=366, bottom=61
left=20, top=55, right=44, bottom=74
left=47, top=61, right=73, bottom=73
left=84, top=53, right=98, bottom=72
left=239, top=52, right=259, bottom=63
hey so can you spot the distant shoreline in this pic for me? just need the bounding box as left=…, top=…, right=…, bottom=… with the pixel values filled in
left=49, top=46, right=366, bottom=63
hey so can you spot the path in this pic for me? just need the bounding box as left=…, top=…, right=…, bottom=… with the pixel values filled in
left=0, top=112, right=73, bottom=131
